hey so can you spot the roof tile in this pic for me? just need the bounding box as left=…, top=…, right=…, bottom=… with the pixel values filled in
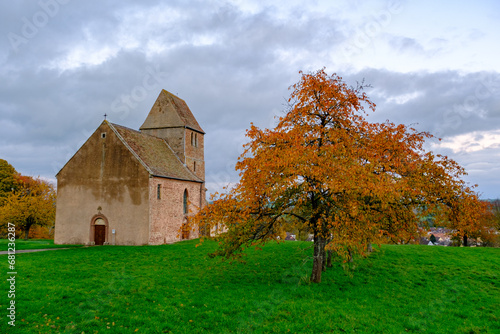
left=109, top=123, right=202, bottom=183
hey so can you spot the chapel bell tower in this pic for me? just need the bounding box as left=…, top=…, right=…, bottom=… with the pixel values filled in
left=139, top=90, right=205, bottom=181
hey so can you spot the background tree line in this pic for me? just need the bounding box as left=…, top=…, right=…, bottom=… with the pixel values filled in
left=0, top=159, right=56, bottom=239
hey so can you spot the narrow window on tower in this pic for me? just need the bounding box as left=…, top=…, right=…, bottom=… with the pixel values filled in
left=195, top=133, right=198, bottom=147
left=157, top=184, right=161, bottom=200
left=183, top=189, right=188, bottom=215
left=193, top=161, right=196, bottom=172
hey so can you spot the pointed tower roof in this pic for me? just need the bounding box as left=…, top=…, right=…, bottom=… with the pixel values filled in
left=140, top=90, right=204, bottom=134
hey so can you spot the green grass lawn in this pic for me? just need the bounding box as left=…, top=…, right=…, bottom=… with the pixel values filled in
left=0, top=239, right=82, bottom=251
left=1, top=240, right=499, bottom=333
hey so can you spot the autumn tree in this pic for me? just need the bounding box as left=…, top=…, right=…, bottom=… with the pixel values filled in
left=190, top=69, right=482, bottom=283
left=0, top=159, right=19, bottom=204
left=491, top=199, right=500, bottom=230
left=0, top=175, right=56, bottom=240
left=488, top=199, right=500, bottom=246
left=447, top=193, right=499, bottom=246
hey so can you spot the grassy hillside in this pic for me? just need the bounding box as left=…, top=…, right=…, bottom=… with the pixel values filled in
left=1, top=240, right=499, bottom=333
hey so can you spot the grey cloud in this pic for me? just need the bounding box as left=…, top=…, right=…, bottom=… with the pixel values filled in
left=346, top=68, right=500, bottom=198
left=1, top=1, right=499, bottom=198
left=388, top=36, right=425, bottom=53
left=354, top=69, right=500, bottom=138
left=452, top=147, right=500, bottom=199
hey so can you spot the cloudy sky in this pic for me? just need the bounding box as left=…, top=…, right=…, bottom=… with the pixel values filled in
left=1, top=0, right=499, bottom=199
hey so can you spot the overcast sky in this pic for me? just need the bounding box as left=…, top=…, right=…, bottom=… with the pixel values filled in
left=1, top=0, right=499, bottom=199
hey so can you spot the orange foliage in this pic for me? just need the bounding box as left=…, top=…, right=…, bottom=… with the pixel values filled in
left=189, top=69, right=486, bottom=283
left=446, top=193, right=497, bottom=246
left=0, top=175, right=56, bottom=240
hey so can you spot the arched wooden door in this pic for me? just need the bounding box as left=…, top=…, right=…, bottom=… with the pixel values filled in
left=94, top=225, right=106, bottom=245
left=92, top=216, right=108, bottom=245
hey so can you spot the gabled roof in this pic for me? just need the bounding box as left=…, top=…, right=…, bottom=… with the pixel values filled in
left=108, top=122, right=203, bottom=183
left=140, top=90, right=205, bottom=134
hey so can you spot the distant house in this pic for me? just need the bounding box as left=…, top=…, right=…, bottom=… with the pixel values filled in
left=54, top=90, right=206, bottom=245
left=425, top=227, right=453, bottom=246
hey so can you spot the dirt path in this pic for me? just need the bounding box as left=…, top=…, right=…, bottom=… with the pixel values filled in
left=0, top=248, right=77, bottom=255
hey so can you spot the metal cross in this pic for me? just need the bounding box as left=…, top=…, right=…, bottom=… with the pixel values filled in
left=104, top=113, right=108, bottom=120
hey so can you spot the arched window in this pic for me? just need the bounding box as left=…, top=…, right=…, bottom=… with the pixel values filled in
left=183, top=189, right=188, bottom=215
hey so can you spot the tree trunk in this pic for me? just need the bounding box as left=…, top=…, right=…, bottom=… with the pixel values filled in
left=326, top=250, right=333, bottom=268
left=24, top=215, right=36, bottom=240
left=348, top=248, right=353, bottom=263
left=367, top=241, right=373, bottom=253
left=463, top=234, right=468, bottom=247
left=322, top=247, right=327, bottom=272
left=24, top=224, right=32, bottom=240
left=311, top=231, right=326, bottom=283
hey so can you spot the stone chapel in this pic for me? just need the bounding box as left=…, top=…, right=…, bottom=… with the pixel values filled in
left=54, top=90, right=206, bottom=245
